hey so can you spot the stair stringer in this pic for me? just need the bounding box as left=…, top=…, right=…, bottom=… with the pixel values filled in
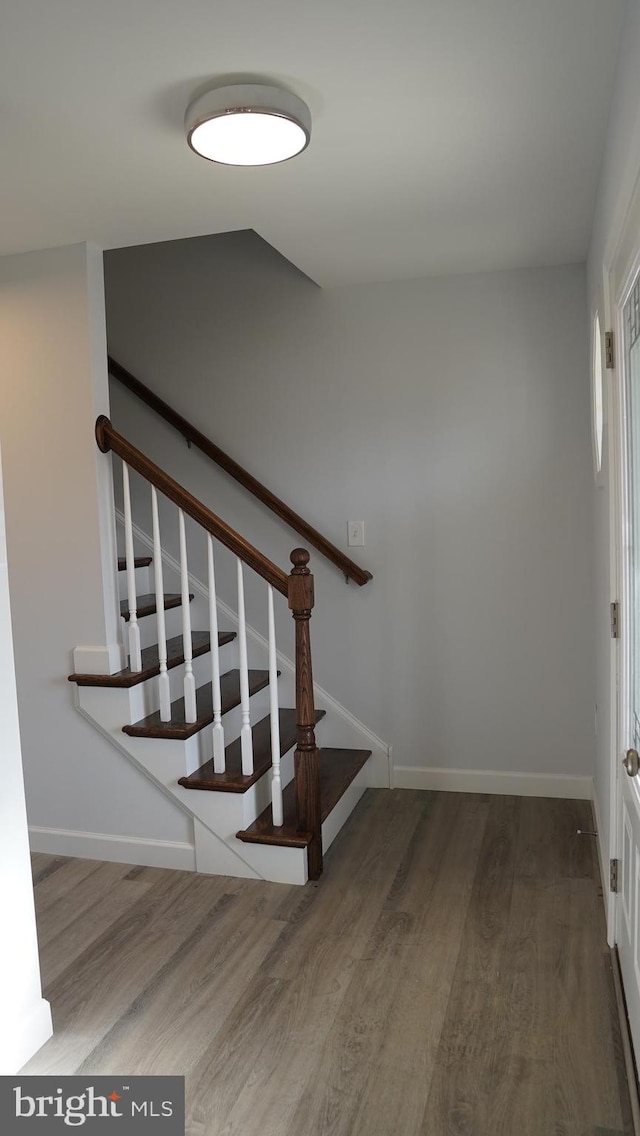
left=71, top=686, right=290, bottom=880
left=74, top=677, right=368, bottom=885
left=74, top=667, right=323, bottom=882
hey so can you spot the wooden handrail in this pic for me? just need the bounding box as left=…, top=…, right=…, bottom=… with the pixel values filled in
left=108, top=356, right=372, bottom=587
left=96, top=416, right=289, bottom=596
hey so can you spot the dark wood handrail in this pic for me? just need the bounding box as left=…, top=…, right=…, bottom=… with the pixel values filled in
left=96, top=416, right=289, bottom=596
left=108, top=356, right=372, bottom=587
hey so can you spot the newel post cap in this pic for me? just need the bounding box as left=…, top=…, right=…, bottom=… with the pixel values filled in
left=290, top=547, right=310, bottom=571
left=288, top=548, right=314, bottom=611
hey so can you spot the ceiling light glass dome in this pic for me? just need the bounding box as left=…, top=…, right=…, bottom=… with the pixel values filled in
left=185, top=84, right=311, bottom=166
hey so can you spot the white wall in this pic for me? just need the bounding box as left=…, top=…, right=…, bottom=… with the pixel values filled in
left=105, top=233, right=594, bottom=787
left=0, top=447, right=52, bottom=1072
left=587, top=0, right=640, bottom=930
left=0, top=243, right=192, bottom=857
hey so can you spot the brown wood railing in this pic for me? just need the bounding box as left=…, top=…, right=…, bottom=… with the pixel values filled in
left=96, top=415, right=288, bottom=595
left=108, top=356, right=372, bottom=588
left=96, top=415, right=323, bottom=878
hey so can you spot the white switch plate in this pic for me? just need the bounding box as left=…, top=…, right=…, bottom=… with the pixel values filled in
left=348, top=521, right=365, bottom=547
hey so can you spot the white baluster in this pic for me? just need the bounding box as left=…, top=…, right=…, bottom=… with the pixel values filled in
left=268, top=584, right=283, bottom=826
left=122, top=461, right=142, bottom=672
left=207, top=534, right=225, bottom=772
left=179, top=509, right=197, bottom=723
left=151, top=487, right=170, bottom=722
left=236, top=558, right=253, bottom=775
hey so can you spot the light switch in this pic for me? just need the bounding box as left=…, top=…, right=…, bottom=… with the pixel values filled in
left=348, top=521, right=365, bottom=547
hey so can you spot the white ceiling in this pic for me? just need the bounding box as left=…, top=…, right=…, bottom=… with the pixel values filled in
left=0, top=0, right=625, bottom=286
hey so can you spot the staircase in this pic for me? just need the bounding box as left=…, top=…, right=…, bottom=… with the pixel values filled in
left=69, top=385, right=387, bottom=885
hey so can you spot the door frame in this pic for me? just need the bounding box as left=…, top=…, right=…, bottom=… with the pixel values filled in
left=605, top=170, right=640, bottom=945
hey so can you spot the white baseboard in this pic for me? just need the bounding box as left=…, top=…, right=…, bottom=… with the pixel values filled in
left=3, top=997, right=52, bottom=1075
left=394, top=766, right=593, bottom=800
left=29, top=827, right=196, bottom=871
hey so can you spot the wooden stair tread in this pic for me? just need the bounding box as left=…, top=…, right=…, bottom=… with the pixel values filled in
left=68, top=631, right=236, bottom=688
left=121, top=593, right=192, bottom=621
left=178, top=709, right=326, bottom=793
left=236, top=747, right=371, bottom=848
left=123, top=669, right=273, bottom=740
left=118, top=556, right=152, bottom=571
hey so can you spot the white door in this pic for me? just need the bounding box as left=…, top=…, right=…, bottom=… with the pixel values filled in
left=616, top=266, right=640, bottom=1054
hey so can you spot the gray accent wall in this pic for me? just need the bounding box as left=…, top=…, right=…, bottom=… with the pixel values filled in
left=105, top=233, right=594, bottom=782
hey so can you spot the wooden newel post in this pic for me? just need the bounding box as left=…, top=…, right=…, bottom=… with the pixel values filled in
left=288, top=547, right=322, bottom=880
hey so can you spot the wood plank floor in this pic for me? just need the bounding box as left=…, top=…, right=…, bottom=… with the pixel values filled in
left=22, top=791, right=634, bottom=1135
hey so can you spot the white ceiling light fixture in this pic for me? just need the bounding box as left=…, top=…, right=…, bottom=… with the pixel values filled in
left=185, top=83, right=311, bottom=167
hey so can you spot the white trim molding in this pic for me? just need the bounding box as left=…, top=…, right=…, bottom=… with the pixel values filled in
left=72, top=641, right=126, bottom=676
left=29, top=827, right=196, bottom=871
left=394, top=766, right=593, bottom=800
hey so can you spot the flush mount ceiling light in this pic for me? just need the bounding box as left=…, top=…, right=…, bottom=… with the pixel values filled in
left=185, top=83, right=311, bottom=166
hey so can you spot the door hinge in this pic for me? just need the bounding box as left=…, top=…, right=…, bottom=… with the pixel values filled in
left=610, top=858, right=620, bottom=893
left=605, top=330, right=615, bottom=370
left=611, top=601, right=620, bottom=639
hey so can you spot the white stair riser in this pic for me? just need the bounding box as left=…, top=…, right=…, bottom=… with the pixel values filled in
left=176, top=783, right=257, bottom=833
left=125, top=734, right=202, bottom=788
left=189, top=822, right=297, bottom=881
left=124, top=592, right=289, bottom=698
left=207, top=686, right=271, bottom=762
left=124, top=642, right=237, bottom=719
left=235, top=739, right=296, bottom=822
left=126, top=603, right=187, bottom=651
left=118, top=564, right=151, bottom=601
left=196, top=822, right=308, bottom=885
left=322, top=766, right=368, bottom=852
left=76, top=683, right=284, bottom=797
left=74, top=647, right=233, bottom=726
left=179, top=683, right=272, bottom=773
